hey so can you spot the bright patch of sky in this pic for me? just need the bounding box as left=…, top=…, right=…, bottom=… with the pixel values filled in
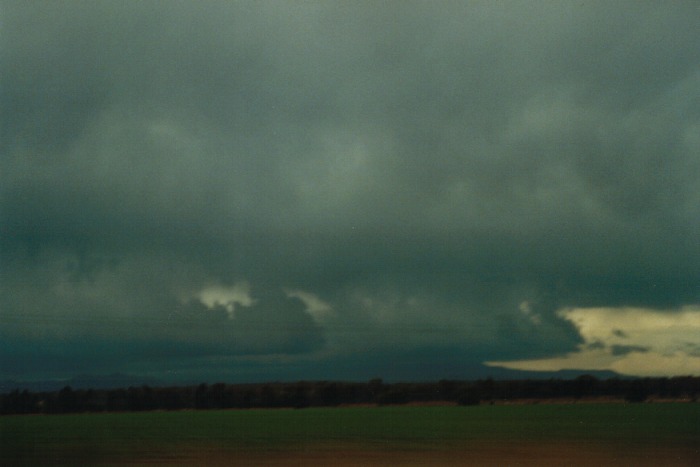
left=486, top=306, right=700, bottom=376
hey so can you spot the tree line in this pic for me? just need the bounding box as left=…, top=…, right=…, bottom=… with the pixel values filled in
left=2, top=376, right=699, bottom=415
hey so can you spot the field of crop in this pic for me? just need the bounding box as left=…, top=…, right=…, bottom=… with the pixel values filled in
left=2, top=403, right=699, bottom=466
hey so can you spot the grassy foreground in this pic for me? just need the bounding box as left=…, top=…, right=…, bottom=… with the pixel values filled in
left=2, top=403, right=699, bottom=465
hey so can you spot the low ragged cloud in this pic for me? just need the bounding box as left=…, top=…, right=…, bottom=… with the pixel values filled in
left=198, top=282, right=254, bottom=318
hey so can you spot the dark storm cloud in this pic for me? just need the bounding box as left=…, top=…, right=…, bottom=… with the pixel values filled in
left=2, top=1, right=700, bottom=380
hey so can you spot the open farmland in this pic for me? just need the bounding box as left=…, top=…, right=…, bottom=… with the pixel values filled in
left=2, top=403, right=699, bottom=466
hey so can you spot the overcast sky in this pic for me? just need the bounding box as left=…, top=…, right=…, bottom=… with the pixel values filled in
left=2, top=1, right=700, bottom=383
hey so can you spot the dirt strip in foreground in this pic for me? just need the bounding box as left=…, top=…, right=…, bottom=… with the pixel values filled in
left=119, top=440, right=700, bottom=467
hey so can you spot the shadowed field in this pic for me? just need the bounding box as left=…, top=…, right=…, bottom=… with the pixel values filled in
left=2, top=404, right=699, bottom=465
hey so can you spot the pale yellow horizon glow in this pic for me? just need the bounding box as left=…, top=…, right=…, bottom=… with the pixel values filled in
left=486, top=306, right=700, bottom=377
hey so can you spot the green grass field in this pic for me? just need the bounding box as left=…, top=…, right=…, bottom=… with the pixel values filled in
left=2, top=403, right=699, bottom=465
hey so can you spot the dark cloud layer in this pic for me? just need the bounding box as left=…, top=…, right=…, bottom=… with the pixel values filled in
left=2, top=1, right=699, bottom=381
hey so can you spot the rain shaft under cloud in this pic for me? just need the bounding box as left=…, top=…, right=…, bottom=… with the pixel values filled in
left=1, top=1, right=700, bottom=382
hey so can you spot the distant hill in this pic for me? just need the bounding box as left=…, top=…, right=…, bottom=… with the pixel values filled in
left=0, top=373, right=162, bottom=393
left=483, top=367, right=627, bottom=381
